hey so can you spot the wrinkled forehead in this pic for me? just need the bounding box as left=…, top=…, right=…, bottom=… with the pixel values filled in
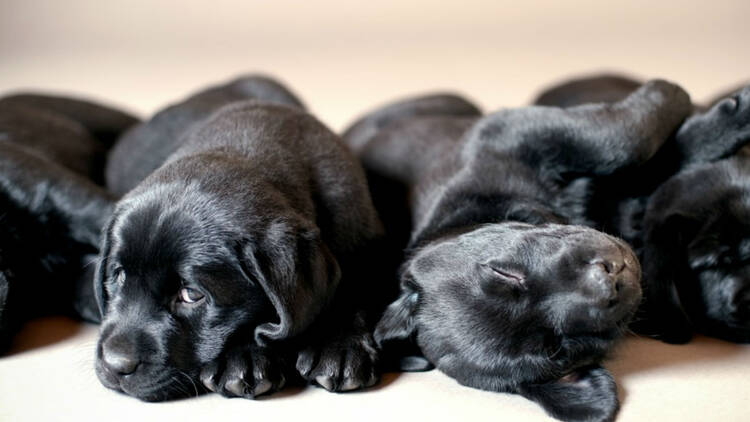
left=416, top=223, right=608, bottom=263
left=108, top=200, right=254, bottom=305
left=110, top=189, right=237, bottom=274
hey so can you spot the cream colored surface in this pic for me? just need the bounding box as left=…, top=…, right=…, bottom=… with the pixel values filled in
left=1, top=1, right=749, bottom=421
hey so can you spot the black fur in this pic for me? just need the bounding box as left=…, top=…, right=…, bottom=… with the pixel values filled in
left=0, top=95, right=135, bottom=351
left=0, top=93, right=138, bottom=148
left=95, top=75, right=385, bottom=402
left=535, top=74, right=750, bottom=343
left=344, top=83, right=691, bottom=422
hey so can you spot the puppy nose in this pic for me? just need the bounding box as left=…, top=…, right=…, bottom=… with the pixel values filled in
left=585, top=263, right=618, bottom=303
left=101, top=334, right=140, bottom=375
left=590, top=257, right=624, bottom=276
left=585, top=254, right=634, bottom=306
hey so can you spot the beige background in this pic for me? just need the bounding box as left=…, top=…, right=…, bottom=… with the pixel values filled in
left=1, top=1, right=750, bottom=421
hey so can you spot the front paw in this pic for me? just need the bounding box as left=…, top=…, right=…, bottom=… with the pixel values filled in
left=296, top=331, right=379, bottom=392
left=200, top=344, right=287, bottom=399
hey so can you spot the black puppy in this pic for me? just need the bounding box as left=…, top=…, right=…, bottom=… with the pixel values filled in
left=0, top=94, right=137, bottom=351
left=343, top=82, right=691, bottom=422
left=95, top=76, right=384, bottom=401
left=534, top=75, right=750, bottom=343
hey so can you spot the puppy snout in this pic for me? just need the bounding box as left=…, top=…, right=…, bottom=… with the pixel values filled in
left=585, top=262, right=619, bottom=305
left=101, top=334, right=141, bottom=375
left=591, top=257, right=624, bottom=276
left=585, top=251, right=638, bottom=308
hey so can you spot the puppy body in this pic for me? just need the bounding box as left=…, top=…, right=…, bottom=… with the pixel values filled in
left=0, top=93, right=138, bottom=148
left=0, top=96, right=135, bottom=350
left=106, top=75, right=304, bottom=197
left=96, top=76, right=383, bottom=401
left=345, top=83, right=691, bottom=422
left=535, top=75, right=750, bottom=343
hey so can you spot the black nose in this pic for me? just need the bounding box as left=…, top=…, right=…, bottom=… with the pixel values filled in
left=101, top=334, right=141, bottom=375
left=585, top=253, right=636, bottom=307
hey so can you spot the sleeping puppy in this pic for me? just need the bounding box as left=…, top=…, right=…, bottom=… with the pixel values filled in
left=0, top=94, right=136, bottom=351
left=534, top=75, right=750, bottom=343
left=95, top=76, right=384, bottom=401
left=343, top=82, right=691, bottom=422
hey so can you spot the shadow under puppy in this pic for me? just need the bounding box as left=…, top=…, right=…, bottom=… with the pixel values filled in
left=95, top=75, right=384, bottom=401
left=0, top=94, right=138, bottom=351
left=343, top=80, right=691, bottom=422
left=534, top=74, right=750, bottom=344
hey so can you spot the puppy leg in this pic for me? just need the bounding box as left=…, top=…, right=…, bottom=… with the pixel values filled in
left=470, top=79, right=692, bottom=176
left=674, top=85, right=750, bottom=166
left=200, top=344, right=290, bottom=399
left=296, top=309, right=379, bottom=392
left=293, top=238, right=385, bottom=393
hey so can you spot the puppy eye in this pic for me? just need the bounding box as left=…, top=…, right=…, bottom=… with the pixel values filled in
left=178, top=287, right=205, bottom=304
left=490, top=267, right=526, bottom=287
left=115, top=269, right=126, bottom=285
left=478, top=262, right=527, bottom=294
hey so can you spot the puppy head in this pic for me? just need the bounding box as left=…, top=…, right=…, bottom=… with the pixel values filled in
left=375, top=223, right=639, bottom=421
left=94, top=182, right=338, bottom=400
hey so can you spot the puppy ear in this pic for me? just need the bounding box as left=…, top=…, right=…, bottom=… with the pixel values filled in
left=93, top=217, right=115, bottom=319
left=244, top=222, right=341, bottom=345
left=73, top=254, right=103, bottom=323
left=373, top=269, right=433, bottom=372
left=686, top=233, right=724, bottom=271
left=636, top=211, right=701, bottom=343
left=519, top=366, right=618, bottom=422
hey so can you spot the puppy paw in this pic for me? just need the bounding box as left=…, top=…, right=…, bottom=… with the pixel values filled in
left=296, top=330, right=379, bottom=392
left=200, top=345, right=286, bottom=399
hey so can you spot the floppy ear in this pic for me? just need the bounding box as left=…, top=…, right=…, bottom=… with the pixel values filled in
left=686, top=234, right=725, bottom=271
left=373, top=269, right=433, bottom=371
left=73, top=253, right=103, bottom=323
left=635, top=212, right=701, bottom=343
left=93, top=217, right=116, bottom=319
left=244, top=222, right=341, bottom=345
left=519, top=366, right=618, bottom=422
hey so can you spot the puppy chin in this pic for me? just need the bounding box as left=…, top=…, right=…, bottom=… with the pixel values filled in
left=95, top=360, right=124, bottom=392
left=95, top=360, right=198, bottom=402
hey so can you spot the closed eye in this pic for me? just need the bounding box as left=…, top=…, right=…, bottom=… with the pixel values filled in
left=491, top=267, right=526, bottom=286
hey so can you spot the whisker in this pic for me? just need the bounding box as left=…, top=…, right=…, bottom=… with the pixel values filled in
left=178, top=370, right=200, bottom=397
